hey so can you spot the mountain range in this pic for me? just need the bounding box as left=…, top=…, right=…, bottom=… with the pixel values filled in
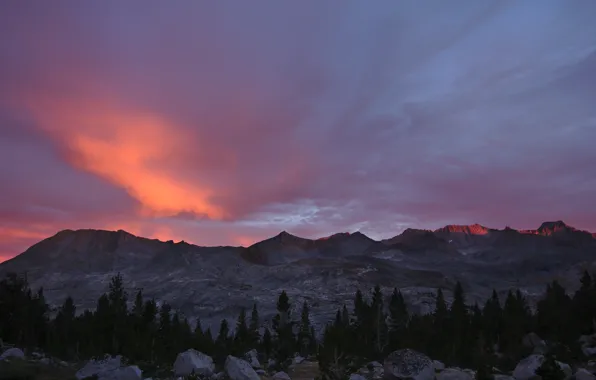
left=1, top=220, right=595, bottom=332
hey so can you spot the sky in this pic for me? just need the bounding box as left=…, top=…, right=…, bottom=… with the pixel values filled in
left=1, top=1, right=596, bottom=261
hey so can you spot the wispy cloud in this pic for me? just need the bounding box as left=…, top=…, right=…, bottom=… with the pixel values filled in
left=1, top=1, right=595, bottom=259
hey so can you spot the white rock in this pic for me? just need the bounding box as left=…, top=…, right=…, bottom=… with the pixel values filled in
left=350, top=374, right=367, bottom=380
left=256, top=369, right=267, bottom=375
left=76, top=355, right=123, bottom=380
left=369, top=361, right=383, bottom=368
left=433, top=360, right=446, bottom=371
left=585, top=347, right=596, bottom=357
left=0, top=347, right=25, bottom=361
left=294, top=355, right=305, bottom=365
left=225, top=355, right=261, bottom=380
left=245, top=349, right=261, bottom=369
left=384, top=349, right=434, bottom=380
left=494, top=376, right=515, bottom=380
left=103, top=366, right=143, bottom=380
left=173, top=349, right=215, bottom=377
left=556, top=361, right=572, bottom=379
left=513, top=355, right=544, bottom=380
left=273, top=371, right=292, bottom=380
left=576, top=369, right=596, bottom=380
left=436, top=368, right=473, bottom=380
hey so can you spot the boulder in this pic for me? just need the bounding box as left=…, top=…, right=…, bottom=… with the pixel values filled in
left=383, top=349, right=434, bottom=380
left=105, top=366, right=143, bottom=380
left=557, top=362, right=572, bottom=379
left=494, top=376, right=515, bottom=380
left=433, top=360, right=446, bottom=371
left=245, top=349, right=261, bottom=369
left=173, top=349, right=215, bottom=377
left=522, top=333, right=547, bottom=354
left=225, top=355, right=260, bottom=380
left=294, top=355, right=305, bottom=365
left=436, top=368, right=473, bottom=380
left=513, top=355, right=544, bottom=380
left=0, top=347, right=25, bottom=361
left=580, top=335, right=596, bottom=357
left=76, top=355, right=124, bottom=380
left=576, top=369, right=596, bottom=380
left=273, top=371, right=292, bottom=380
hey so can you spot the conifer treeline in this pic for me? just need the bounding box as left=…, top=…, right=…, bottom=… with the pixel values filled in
left=0, top=270, right=595, bottom=374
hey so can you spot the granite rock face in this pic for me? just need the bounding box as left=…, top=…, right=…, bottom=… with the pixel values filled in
left=1, top=221, right=595, bottom=332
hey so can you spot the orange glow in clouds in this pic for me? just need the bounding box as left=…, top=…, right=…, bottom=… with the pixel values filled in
left=25, top=97, right=226, bottom=220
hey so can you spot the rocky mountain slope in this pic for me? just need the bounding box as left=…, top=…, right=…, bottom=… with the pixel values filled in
left=1, top=221, right=595, bottom=332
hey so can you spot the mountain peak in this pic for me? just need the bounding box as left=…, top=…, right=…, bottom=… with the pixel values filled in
left=537, top=220, right=570, bottom=233
left=435, top=223, right=490, bottom=235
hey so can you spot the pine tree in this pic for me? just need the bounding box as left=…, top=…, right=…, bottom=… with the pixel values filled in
left=572, top=271, right=594, bottom=337
left=298, top=301, right=314, bottom=357
left=157, top=302, right=172, bottom=362
left=370, top=285, right=388, bottom=356
left=249, top=303, right=260, bottom=347
left=273, top=290, right=295, bottom=366
left=234, top=307, right=249, bottom=354
left=215, top=319, right=231, bottom=365
left=431, top=288, right=449, bottom=360
left=482, top=290, right=502, bottom=352
left=132, top=289, right=144, bottom=316
left=261, top=327, right=273, bottom=358
left=341, top=305, right=350, bottom=327
left=107, top=273, right=128, bottom=354
left=388, top=288, right=409, bottom=351
left=449, top=281, right=470, bottom=365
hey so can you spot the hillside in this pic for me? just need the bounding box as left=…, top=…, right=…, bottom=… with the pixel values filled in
left=1, top=221, right=595, bottom=331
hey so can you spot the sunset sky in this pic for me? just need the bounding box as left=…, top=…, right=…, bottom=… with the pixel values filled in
left=1, top=1, right=596, bottom=261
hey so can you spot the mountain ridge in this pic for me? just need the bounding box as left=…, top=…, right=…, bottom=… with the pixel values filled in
left=1, top=220, right=595, bottom=332
left=9, top=220, right=593, bottom=255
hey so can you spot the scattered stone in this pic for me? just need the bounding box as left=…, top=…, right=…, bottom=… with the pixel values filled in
left=436, top=368, right=473, bottom=380
left=256, top=369, right=267, bottom=375
left=273, top=371, right=292, bottom=380
left=173, top=349, right=215, bottom=377
left=576, top=369, right=596, bottom=380
left=245, top=349, right=261, bottom=369
left=0, top=347, right=25, bottom=361
left=383, top=349, right=434, bottom=380
left=225, top=355, right=260, bottom=380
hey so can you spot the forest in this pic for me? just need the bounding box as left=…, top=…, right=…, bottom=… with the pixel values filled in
left=0, top=270, right=594, bottom=379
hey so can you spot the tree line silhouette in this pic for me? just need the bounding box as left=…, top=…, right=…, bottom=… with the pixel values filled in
left=0, top=270, right=595, bottom=376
